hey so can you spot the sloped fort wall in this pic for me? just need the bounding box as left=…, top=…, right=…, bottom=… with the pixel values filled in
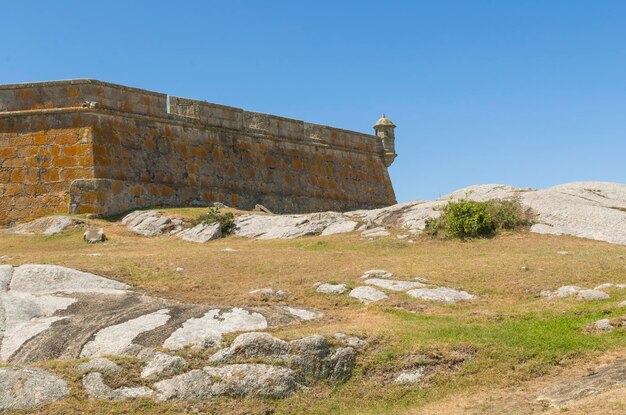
left=0, top=80, right=396, bottom=225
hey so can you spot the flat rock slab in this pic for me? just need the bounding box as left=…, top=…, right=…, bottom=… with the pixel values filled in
left=394, top=367, right=427, bottom=384
left=406, top=287, right=477, bottom=303
left=346, top=182, right=626, bottom=246
left=162, top=308, right=268, bottom=351
left=364, top=278, right=427, bottom=292
left=1, top=216, right=79, bottom=235
left=0, top=264, right=314, bottom=364
left=280, top=306, right=323, bottom=321
left=538, top=359, right=626, bottom=406
left=348, top=286, right=388, bottom=303
left=316, top=283, right=348, bottom=295
left=0, top=367, right=69, bottom=410
left=232, top=212, right=358, bottom=240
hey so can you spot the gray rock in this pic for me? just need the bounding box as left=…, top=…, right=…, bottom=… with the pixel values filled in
left=591, top=319, right=614, bottom=332
left=10, top=264, right=129, bottom=294
left=347, top=182, right=626, bottom=246
left=2, top=216, right=78, bottom=235
left=0, top=367, right=69, bottom=409
left=537, top=358, right=626, bottom=406
left=154, top=364, right=298, bottom=400
left=78, top=357, right=122, bottom=373
left=594, top=283, right=626, bottom=290
left=203, top=364, right=297, bottom=398
left=327, top=347, right=357, bottom=383
left=176, top=222, right=222, bottom=243
left=249, top=287, right=288, bottom=300
left=316, top=283, right=348, bottom=295
left=360, top=269, right=393, bottom=279
left=153, top=369, right=215, bottom=400
left=0, top=264, right=299, bottom=365
left=553, top=285, right=582, bottom=298
left=232, top=212, right=357, bottom=240
left=289, top=335, right=330, bottom=360
left=320, top=220, right=358, bottom=235
left=121, top=211, right=184, bottom=237
left=81, top=309, right=171, bottom=357
left=349, top=286, right=388, bottom=303
left=119, top=343, right=147, bottom=357
left=394, top=367, right=427, bottom=384
left=163, top=308, right=268, bottom=351
left=286, top=335, right=331, bottom=378
left=576, top=290, right=610, bottom=300
left=83, top=228, right=106, bottom=243
left=279, top=306, right=323, bottom=321
left=0, top=264, right=12, bottom=291
left=364, top=278, right=427, bottom=292
left=253, top=204, right=273, bottom=214
left=141, top=351, right=186, bottom=378
left=209, top=332, right=291, bottom=363
left=618, top=300, right=626, bottom=307
left=83, top=372, right=155, bottom=400
left=334, top=332, right=367, bottom=349
left=406, top=287, right=477, bottom=303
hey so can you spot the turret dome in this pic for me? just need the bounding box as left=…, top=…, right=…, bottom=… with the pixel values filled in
left=373, top=114, right=396, bottom=128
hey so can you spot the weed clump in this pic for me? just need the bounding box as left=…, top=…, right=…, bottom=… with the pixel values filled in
left=193, top=207, right=235, bottom=234
left=425, top=198, right=534, bottom=239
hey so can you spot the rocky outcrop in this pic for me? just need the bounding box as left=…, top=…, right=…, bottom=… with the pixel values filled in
left=0, top=216, right=80, bottom=235
left=406, top=287, right=477, bottom=303
left=140, top=350, right=186, bottom=378
left=232, top=212, right=358, bottom=239
left=316, top=269, right=477, bottom=305
left=541, top=284, right=619, bottom=300
left=0, top=264, right=321, bottom=364
left=364, top=278, right=426, bottom=291
left=154, top=364, right=298, bottom=400
left=316, top=283, right=348, bottom=295
left=149, top=332, right=357, bottom=402
left=0, top=367, right=69, bottom=410
left=122, top=210, right=185, bottom=237
left=347, top=182, right=626, bottom=246
left=537, top=358, right=626, bottom=406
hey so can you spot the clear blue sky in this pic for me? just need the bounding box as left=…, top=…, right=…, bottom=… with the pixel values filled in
left=2, top=1, right=624, bottom=202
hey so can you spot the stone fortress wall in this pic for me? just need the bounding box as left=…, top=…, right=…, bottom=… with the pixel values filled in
left=0, top=79, right=397, bottom=226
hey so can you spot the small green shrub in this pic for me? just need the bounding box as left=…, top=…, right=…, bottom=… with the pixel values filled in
left=485, top=199, right=534, bottom=231
left=445, top=199, right=494, bottom=238
left=425, top=198, right=534, bottom=239
left=193, top=207, right=235, bottom=234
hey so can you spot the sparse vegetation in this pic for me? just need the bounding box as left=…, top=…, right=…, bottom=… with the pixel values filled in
left=425, top=198, right=534, bottom=239
left=1, top=210, right=625, bottom=415
left=192, top=207, right=235, bottom=234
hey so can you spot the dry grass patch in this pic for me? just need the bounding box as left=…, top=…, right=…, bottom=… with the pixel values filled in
left=1, top=219, right=625, bottom=414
